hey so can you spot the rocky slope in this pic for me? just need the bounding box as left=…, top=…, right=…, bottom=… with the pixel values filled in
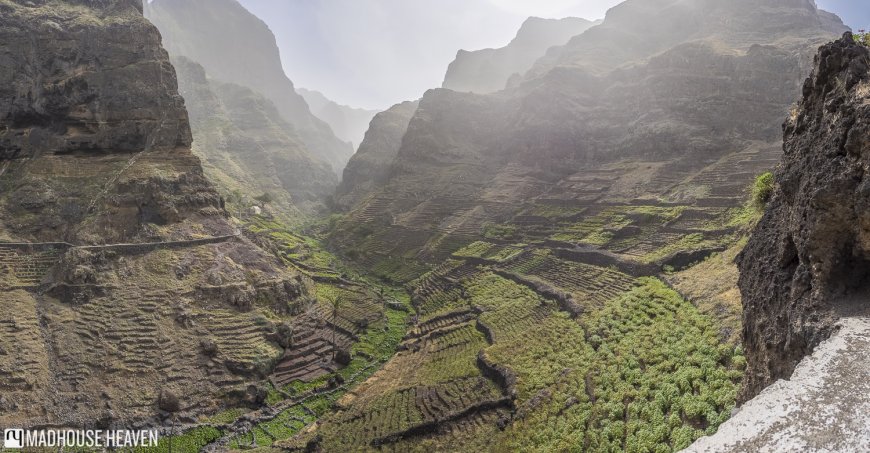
left=144, top=0, right=354, bottom=176
left=333, top=0, right=847, bottom=279
left=172, top=57, right=336, bottom=212
left=0, top=0, right=306, bottom=429
left=737, top=34, right=870, bottom=400
left=442, top=17, right=599, bottom=94
left=296, top=2, right=849, bottom=451
left=333, top=100, right=419, bottom=210
left=297, top=88, right=379, bottom=149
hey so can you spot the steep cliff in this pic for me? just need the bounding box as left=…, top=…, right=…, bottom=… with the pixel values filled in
left=334, top=100, right=419, bottom=210
left=0, top=0, right=209, bottom=244
left=172, top=57, right=336, bottom=212
left=144, top=0, right=354, bottom=176
left=442, top=17, right=598, bottom=94
left=737, top=34, right=870, bottom=400
left=0, top=0, right=305, bottom=428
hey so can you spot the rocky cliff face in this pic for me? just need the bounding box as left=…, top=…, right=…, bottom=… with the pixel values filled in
left=0, top=0, right=189, bottom=161
left=0, top=0, right=216, bottom=244
left=442, top=17, right=598, bottom=94
left=0, top=0, right=305, bottom=428
left=737, top=34, right=870, bottom=401
left=334, top=100, right=418, bottom=210
left=144, top=0, right=354, bottom=176
left=173, top=57, right=336, bottom=211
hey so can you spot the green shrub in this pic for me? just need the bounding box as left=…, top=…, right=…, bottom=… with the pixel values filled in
left=751, top=172, right=774, bottom=209
left=855, top=30, right=869, bottom=47
left=254, top=191, right=274, bottom=204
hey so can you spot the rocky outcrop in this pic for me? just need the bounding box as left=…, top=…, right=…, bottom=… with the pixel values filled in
left=172, top=57, right=336, bottom=210
left=334, top=100, right=418, bottom=210
left=737, top=34, right=870, bottom=400
left=297, top=88, right=379, bottom=149
left=442, top=17, right=598, bottom=94
left=0, top=0, right=190, bottom=160
left=0, top=0, right=220, bottom=244
left=144, top=0, right=354, bottom=176
left=525, top=0, right=846, bottom=80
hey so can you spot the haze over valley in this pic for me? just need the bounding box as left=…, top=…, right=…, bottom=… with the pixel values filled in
left=0, top=0, right=868, bottom=452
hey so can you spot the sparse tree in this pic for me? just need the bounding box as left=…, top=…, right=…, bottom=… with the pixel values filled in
left=325, top=293, right=345, bottom=361
left=254, top=192, right=274, bottom=205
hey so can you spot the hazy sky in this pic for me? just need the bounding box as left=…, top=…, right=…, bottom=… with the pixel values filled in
left=237, top=0, right=622, bottom=109
left=237, top=0, right=865, bottom=110
left=816, top=0, right=870, bottom=31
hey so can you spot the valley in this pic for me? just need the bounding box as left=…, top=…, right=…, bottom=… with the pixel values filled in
left=1, top=0, right=867, bottom=452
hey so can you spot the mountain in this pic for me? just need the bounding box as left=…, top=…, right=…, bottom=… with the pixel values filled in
left=306, top=0, right=849, bottom=450
left=334, top=0, right=846, bottom=275
left=333, top=100, right=419, bottom=210
left=0, top=0, right=304, bottom=428
left=144, top=0, right=354, bottom=176
left=297, top=88, right=380, bottom=149
left=442, top=16, right=599, bottom=94
left=737, top=34, right=870, bottom=400
left=172, top=57, right=336, bottom=212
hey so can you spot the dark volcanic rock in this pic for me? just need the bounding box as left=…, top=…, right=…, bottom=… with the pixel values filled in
left=0, top=0, right=221, bottom=243
left=158, top=389, right=181, bottom=413
left=737, top=34, right=870, bottom=401
left=0, top=0, right=190, bottom=160
left=331, top=0, right=847, bottom=271
left=0, top=0, right=305, bottom=429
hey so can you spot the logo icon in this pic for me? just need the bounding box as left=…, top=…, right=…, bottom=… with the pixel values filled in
left=4, top=429, right=23, bottom=449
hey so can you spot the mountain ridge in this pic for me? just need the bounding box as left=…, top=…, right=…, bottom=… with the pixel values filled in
left=442, top=16, right=599, bottom=94
left=144, top=0, right=354, bottom=176
left=297, top=88, right=380, bottom=150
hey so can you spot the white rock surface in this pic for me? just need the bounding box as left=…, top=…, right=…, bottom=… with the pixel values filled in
left=685, top=317, right=870, bottom=453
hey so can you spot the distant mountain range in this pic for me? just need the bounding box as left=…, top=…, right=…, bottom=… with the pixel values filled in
left=297, top=88, right=380, bottom=150
left=442, top=16, right=600, bottom=94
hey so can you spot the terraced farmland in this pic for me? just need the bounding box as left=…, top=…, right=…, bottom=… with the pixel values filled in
left=303, top=141, right=772, bottom=451
left=0, top=245, right=62, bottom=289
left=292, top=263, right=744, bottom=452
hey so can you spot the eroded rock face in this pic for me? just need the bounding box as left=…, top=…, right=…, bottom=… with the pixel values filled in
left=0, top=0, right=191, bottom=159
left=172, top=56, right=337, bottom=209
left=738, top=34, right=870, bottom=401
left=332, top=0, right=847, bottom=272
left=0, top=0, right=224, bottom=244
